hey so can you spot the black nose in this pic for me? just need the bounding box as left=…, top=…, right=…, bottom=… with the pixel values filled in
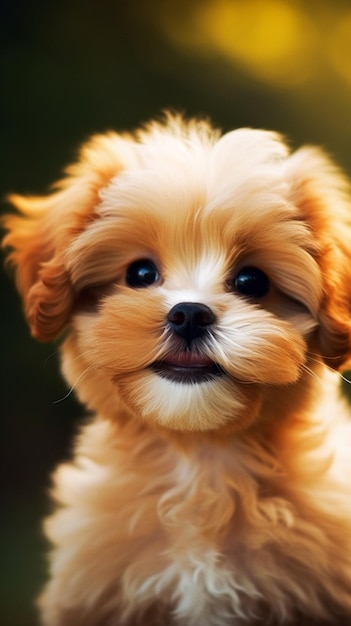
left=167, top=302, right=216, bottom=345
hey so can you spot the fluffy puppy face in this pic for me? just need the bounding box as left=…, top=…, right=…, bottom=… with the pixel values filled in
left=3, top=116, right=351, bottom=432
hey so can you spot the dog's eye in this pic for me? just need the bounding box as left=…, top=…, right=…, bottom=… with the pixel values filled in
left=232, top=266, right=270, bottom=299
left=126, top=259, right=160, bottom=288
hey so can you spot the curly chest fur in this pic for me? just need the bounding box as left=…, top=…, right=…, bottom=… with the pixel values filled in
left=39, top=407, right=351, bottom=626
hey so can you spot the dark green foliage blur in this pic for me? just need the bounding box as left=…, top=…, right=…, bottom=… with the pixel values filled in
left=1, top=1, right=351, bottom=624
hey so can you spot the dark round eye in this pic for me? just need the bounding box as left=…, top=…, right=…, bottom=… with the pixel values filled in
left=232, top=266, right=270, bottom=298
left=126, top=259, right=160, bottom=288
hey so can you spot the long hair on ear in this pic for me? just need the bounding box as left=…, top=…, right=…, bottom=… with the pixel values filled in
left=286, top=147, right=351, bottom=370
left=2, top=133, right=125, bottom=341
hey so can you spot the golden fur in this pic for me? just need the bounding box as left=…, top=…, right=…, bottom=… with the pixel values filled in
left=3, top=114, right=351, bottom=624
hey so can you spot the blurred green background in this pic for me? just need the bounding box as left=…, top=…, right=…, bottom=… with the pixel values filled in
left=2, top=1, right=351, bottom=624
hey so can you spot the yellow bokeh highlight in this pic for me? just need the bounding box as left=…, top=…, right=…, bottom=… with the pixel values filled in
left=157, top=0, right=322, bottom=87
left=153, top=0, right=351, bottom=92
left=197, top=0, right=317, bottom=84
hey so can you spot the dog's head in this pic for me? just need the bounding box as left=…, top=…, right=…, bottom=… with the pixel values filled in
left=3, top=115, right=351, bottom=432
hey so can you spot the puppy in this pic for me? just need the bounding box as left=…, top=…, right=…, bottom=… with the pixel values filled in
left=3, top=114, right=351, bottom=625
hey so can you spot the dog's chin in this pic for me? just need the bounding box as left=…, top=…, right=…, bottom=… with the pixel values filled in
left=115, top=365, right=263, bottom=433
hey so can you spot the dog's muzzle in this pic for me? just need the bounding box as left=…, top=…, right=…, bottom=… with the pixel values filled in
left=150, top=302, right=224, bottom=384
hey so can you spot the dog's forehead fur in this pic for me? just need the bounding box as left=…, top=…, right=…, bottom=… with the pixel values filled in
left=66, top=126, right=321, bottom=317
left=101, top=125, right=289, bottom=207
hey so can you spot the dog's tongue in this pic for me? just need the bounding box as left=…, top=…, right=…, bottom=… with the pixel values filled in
left=163, top=352, right=213, bottom=367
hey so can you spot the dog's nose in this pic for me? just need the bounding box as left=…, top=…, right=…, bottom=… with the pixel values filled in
left=167, top=302, right=216, bottom=345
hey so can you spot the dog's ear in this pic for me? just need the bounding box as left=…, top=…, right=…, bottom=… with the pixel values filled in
left=287, top=148, right=351, bottom=370
left=2, top=133, right=124, bottom=342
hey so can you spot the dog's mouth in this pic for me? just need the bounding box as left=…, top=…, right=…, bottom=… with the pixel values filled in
left=150, top=351, right=224, bottom=384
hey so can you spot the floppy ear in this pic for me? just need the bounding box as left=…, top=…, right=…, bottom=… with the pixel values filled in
left=2, top=133, right=125, bottom=342
left=287, top=147, right=351, bottom=370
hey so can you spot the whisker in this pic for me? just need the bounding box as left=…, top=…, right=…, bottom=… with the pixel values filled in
left=53, top=364, right=95, bottom=404
left=44, top=348, right=94, bottom=370
left=300, top=363, right=321, bottom=382
left=305, top=352, right=323, bottom=365
left=306, top=349, right=351, bottom=365
left=305, top=351, right=351, bottom=386
left=43, top=350, right=60, bottom=369
left=68, top=350, right=96, bottom=364
left=340, top=372, right=351, bottom=385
